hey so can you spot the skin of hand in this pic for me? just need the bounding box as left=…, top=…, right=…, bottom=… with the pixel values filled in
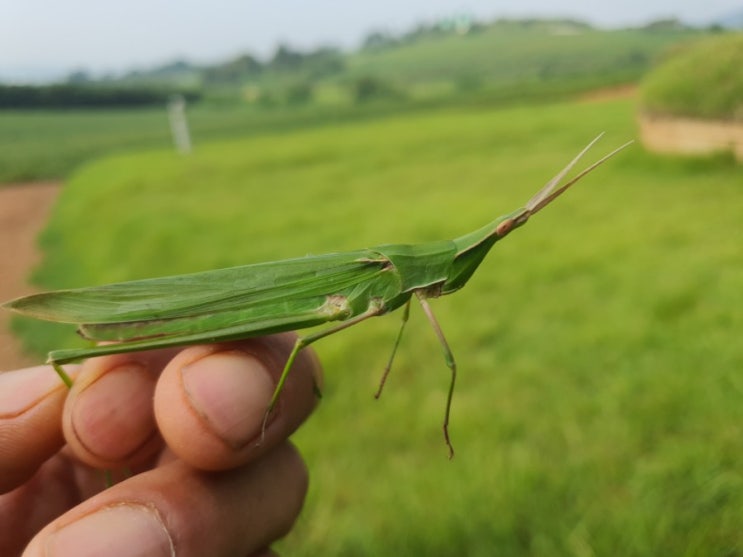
left=0, top=333, right=322, bottom=557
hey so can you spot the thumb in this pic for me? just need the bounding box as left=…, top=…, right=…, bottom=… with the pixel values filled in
left=154, top=333, right=321, bottom=470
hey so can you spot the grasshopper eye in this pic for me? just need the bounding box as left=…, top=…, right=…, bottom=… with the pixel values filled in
left=495, top=218, right=514, bottom=236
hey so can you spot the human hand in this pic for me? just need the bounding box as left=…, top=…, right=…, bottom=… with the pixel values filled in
left=0, top=333, right=321, bottom=557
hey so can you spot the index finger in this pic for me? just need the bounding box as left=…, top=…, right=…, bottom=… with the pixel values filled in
left=155, top=333, right=321, bottom=470
left=63, top=333, right=321, bottom=471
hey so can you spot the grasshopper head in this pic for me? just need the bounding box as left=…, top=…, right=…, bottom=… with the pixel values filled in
left=447, top=135, right=632, bottom=295
left=494, top=208, right=530, bottom=238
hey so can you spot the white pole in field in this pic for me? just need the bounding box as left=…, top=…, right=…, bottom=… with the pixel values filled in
left=167, top=95, right=192, bottom=154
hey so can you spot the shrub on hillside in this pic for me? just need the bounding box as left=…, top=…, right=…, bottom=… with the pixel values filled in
left=352, top=76, right=405, bottom=103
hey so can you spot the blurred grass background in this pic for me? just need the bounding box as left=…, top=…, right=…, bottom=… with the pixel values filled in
left=0, top=22, right=704, bottom=184
left=9, top=95, right=743, bottom=554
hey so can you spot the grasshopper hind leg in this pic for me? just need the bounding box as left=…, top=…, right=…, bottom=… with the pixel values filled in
left=415, top=290, right=457, bottom=459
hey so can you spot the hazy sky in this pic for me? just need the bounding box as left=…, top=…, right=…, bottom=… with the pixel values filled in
left=1, top=0, right=740, bottom=81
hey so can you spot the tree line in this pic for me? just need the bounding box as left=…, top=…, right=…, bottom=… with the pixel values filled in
left=0, top=84, right=200, bottom=109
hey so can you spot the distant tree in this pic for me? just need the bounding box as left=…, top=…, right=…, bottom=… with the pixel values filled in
left=271, top=44, right=304, bottom=71
left=233, top=54, right=263, bottom=75
left=352, top=76, right=403, bottom=103
left=468, top=21, right=487, bottom=34
left=153, top=59, right=196, bottom=76
left=362, top=31, right=398, bottom=50
left=202, top=54, right=263, bottom=84
left=66, top=69, right=91, bottom=84
left=640, top=18, right=688, bottom=31
left=0, top=84, right=199, bottom=109
left=285, top=81, right=313, bottom=105
left=302, top=47, right=345, bottom=78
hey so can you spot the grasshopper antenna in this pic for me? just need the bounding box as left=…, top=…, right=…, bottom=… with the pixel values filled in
left=526, top=134, right=634, bottom=215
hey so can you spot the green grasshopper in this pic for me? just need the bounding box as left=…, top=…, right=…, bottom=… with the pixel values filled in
left=4, top=134, right=630, bottom=457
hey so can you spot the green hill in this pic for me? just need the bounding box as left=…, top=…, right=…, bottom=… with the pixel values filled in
left=345, top=22, right=699, bottom=99
left=237, top=21, right=704, bottom=107
left=111, top=19, right=706, bottom=107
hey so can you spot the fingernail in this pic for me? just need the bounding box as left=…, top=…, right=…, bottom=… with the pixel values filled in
left=181, top=350, right=275, bottom=448
left=45, top=504, right=174, bottom=557
left=0, top=366, right=69, bottom=418
left=70, top=364, right=156, bottom=460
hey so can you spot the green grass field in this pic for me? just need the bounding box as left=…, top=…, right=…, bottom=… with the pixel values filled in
left=12, top=98, right=743, bottom=555
left=0, top=104, right=391, bottom=183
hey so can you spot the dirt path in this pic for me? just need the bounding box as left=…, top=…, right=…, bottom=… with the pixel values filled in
left=0, top=182, right=62, bottom=371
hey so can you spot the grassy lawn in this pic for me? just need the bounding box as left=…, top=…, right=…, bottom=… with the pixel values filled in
left=0, top=104, right=384, bottom=183
left=13, top=98, right=743, bottom=554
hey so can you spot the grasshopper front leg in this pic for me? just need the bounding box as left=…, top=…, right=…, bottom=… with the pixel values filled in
left=51, top=360, right=74, bottom=388
left=259, top=299, right=387, bottom=442
left=374, top=297, right=412, bottom=399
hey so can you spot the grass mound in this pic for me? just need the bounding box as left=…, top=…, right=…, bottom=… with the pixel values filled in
left=640, top=33, right=743, bottom=121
